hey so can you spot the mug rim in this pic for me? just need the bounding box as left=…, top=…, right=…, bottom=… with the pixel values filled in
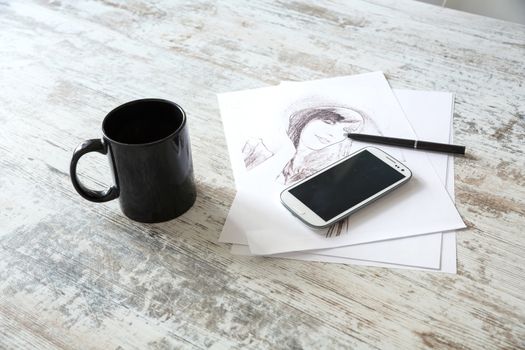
left=102, top=98, right=187, bottom=147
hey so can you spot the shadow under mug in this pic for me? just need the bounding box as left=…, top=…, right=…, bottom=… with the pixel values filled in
left=70, top=98, right=197, bottom=223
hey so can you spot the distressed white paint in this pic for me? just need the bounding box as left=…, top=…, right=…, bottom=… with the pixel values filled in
left=0, top=0, right=524, bottom=349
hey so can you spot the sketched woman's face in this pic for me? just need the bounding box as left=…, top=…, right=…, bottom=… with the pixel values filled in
left=299, top=108, right=364, bottom=151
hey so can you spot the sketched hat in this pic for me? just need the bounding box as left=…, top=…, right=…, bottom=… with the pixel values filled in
left=286, top=105, right=366, bottom=148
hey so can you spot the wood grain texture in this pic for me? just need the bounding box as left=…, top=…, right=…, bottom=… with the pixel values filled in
left=0, top=0, right=524, bottom=349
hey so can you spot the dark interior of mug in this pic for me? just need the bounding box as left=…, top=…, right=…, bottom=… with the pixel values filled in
left=103, top=99, right=184, bottom=144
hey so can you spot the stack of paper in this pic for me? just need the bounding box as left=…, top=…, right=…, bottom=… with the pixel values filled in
left=217, top=72, right=465, bottom=272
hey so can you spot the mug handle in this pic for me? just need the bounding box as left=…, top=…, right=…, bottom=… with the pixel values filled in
left=70, top=139, right=119, bottom=202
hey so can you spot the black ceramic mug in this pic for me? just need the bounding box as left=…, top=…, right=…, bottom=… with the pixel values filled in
left=70, top=98, right=196, bottom=223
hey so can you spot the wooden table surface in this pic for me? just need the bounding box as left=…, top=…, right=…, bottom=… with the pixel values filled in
left=1, top=0, right=524, bottom=349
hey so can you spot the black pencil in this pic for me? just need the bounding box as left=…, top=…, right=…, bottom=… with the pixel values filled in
left=347, top=133, right=466, bottom=155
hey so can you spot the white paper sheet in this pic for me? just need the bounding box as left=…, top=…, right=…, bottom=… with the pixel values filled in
left=230, top=236, right=442, bottom=268
left=231, top=155, right=457, bottom=273
left=219, top=72, right=414, bottom=184
left=230, top=149, right=462, bottom=256
left=228, top=90, right=458, bottom=271
left=219, top=73, right=465, bottom=255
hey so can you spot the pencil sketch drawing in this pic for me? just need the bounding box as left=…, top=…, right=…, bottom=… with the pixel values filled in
left=242, top=138, right=274, bottom=170
left=277, top=106, right=368, bottom=184
left=241, top=103, right=381, bottom=237
left=242, top=104, right=380, bottom=184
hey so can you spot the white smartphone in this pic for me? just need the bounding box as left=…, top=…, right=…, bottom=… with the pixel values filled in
left=280, top=147, right=412, bottom=229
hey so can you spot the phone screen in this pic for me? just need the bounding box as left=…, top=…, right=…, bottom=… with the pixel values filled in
left=289, top=150, right=405, bottom=221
